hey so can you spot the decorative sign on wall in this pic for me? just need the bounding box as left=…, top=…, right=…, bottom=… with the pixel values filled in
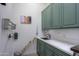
left=20, top=16, right=31, bottom=24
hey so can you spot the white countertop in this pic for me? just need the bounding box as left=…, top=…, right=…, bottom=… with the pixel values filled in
left=36, top=36, right=75, bottom=55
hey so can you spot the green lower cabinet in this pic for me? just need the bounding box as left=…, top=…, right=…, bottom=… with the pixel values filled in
left=52, top=46, right=70, bottom=56
left=37, top=39, right=41, bottom=55
left=39, top=45, right=45, bottom=56
left=37, top=39, right=45, bottom=56
left=45, top=48, right=55, bottom=56
left=45, top=44, right=55, bottom=56
left=37, top=39, right=71, bottom=56
left=45, top=42, right=70, bottom=56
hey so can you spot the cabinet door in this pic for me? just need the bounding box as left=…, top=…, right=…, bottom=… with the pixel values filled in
left=42, top=10, right=46, bottom=30
left=63, top=3, right=76, bottom=27
left=46, top=5, right=52, bottom=29
left=45, top=48, right=54, bottom=56
left=53, top=46, right=70, bottom=56
left=42, top=5, right=51, bottom=30
left=45, top=42, right=70, bottom=56
left=51, top=3, right=62, bottom=28
left=37, top=39, right=70, bottom=56
left=77, top=4, right=79, bottom=25
left=37, top=39, right=40, bottom=55
left=39, top=45, right=45, bottom=56
left=37, top=39, right=45, bottom=56
left=45, top=44, right=54, bottom=56
left=42, top=11, right=45, bottom=30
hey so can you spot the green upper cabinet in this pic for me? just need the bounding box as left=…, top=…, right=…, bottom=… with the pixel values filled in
left=77, top=4, right=79, bottom=25
left=42, top=3, right=79, bottom=30
left=51, top=3, right=62, bottom=28
left=42, top=10, right=46, bottom=30
left=46, top=5, right=52, bottom=29
left=42, top=9, right=48, bottom=30
left=63, top=3, right=76, bottom=27
left=42, top=4, right=51, bottom=30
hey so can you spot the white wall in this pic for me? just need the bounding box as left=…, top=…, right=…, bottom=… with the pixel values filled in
left=0, top=4, right=14, bottom=55
left=11, top=3, right=49, bottom=55
left=0, top=3, right=49, bottom=55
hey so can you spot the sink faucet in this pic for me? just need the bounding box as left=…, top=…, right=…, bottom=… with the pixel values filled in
left=46, top=33, right=51, bottom=39
left=43, top=30, right=51, bottom=39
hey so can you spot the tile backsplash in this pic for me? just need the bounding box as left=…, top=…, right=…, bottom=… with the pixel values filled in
left=48, top=28, right=79, bottom=45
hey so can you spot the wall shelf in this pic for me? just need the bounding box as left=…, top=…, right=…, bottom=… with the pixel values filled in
left=2, top=18, right=16, bottom=30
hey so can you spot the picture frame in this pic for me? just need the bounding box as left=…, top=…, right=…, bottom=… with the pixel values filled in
left=20, top=16, right=31, bottom=24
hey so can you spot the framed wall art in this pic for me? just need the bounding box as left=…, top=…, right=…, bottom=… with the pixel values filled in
left=20, top=16, right=31, bottom=24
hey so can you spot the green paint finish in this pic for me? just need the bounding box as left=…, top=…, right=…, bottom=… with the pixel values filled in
left=44, top=9, right=48, bottom=30
left=37, top=39, right=45, bottom=56
left=45, top=42, right=70, bottom=56
left=77, top=4, right=79, bottom=25
left=46, top=5, right=52, bottom=29
left=42, top=11, right=45, bottom=30
left=63, top=3, right=76, bottom=26
left=37, top=39, right=40, bottom=55
left=42, top=4, right=52, bottom=30
left=45, top=43, right=55, bottom=56
left=37, top=39, right=71, bottom=56
left=42, top=9, right=47, bottom=30
left=42, top=3, right=79, bottom=29
left=51, top=46, right=70, bottom=56
left=51, top=3, right=62, bottom=28
left=45, top=47, right=55, bottom=56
